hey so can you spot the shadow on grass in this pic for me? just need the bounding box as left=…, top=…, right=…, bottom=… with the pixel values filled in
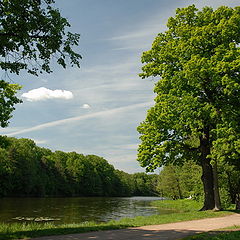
left=3, top=225, right=240, bottom=240
left=0, top=224, right=129, bottom=240
left=183, top=230, right=240, bottom=240
left=0, top=227, right=215, bottom=240
left=226, top=209, right=240, bottom=214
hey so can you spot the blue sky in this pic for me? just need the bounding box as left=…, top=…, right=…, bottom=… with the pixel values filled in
left=1, top=0, right=239, bottom=173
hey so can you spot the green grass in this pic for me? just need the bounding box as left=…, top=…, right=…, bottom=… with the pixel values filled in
left=183, top=231, right=240, bottom=240
left=0, top=199, right=234, bottom=240
left=182, top=224, right=240, bottom=240
left=151, top=198, right=203, bottom=212
left=222, top=225, right=240, bottom=230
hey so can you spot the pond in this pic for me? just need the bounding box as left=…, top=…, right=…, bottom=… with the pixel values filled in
left=0, top=196, right=173, bottom=224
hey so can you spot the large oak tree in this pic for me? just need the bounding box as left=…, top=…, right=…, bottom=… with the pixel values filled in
left=0, top=0, right=81, bottom=127
left=137, top=5, right=240, bottom=210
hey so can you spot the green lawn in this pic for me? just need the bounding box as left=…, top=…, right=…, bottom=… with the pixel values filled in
left=183, top=230, right=240, bottom=240
left=151, top=198, right=203, bottom=212
left=182, top=224, right=240, bottom=240
left=0, top=199, right=234, bottom=240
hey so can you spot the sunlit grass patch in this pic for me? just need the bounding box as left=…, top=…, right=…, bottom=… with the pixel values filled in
left=151, top=199, right=202, bottom=212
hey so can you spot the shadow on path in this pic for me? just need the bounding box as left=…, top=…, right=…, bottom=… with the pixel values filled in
left=29, top=228, right=205, bottom=240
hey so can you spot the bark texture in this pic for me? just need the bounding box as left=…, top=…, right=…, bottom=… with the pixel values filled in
left=212, top=161, right=221, bottom=211
left=199, top=128, right=215, bottom=211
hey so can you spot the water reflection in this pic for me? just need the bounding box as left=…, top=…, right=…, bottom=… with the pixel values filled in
left=0, top=197, right=173, bottom=224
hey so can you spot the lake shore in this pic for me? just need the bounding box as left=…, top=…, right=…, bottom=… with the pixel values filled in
left=29, top=214, right=240, bottom=240
left=0, top=199, right=234, bottom=240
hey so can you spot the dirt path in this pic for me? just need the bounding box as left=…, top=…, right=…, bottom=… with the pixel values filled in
left=31, top=214, right=240, bottom=240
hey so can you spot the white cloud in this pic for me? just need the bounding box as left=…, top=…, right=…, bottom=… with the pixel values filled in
left=81, top=104, right=91, bottom=109
left=108, top=24, right=161, bottom=41
left=21, top=87, right=73, bottom=102
left=107, top=1, right=240, bottom=53
left=106, top=9, right=172, bottom=52
left=0, top=127, right=22, bottom=133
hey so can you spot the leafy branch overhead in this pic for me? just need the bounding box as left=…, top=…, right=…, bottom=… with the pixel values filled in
left=0, top=0, right=81, bottom=127
left=0, top=81, right=21, bottom=127
left=137, top=5, right=240, bottom=210
left=0, top=0, right=81, bottom=75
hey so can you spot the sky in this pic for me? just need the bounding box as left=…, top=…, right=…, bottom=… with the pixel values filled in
left=1, top=0, right=239, bottom=173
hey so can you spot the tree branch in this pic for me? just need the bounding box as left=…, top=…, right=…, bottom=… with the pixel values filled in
left=0, top=32, right=50, bottom=39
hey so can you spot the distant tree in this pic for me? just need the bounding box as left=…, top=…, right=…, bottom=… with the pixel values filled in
left=49, top=151, right=73, bottom=195
left=157, top=162, right=202, bottom=200
left=114, top=170, right=134, bottom=196
left=132, top=172, right=158, bottom=196
left=217, top=164, right=240, bottom=209
left=177, top=161, right=203, bottom=200
left=137, top=5, right=240, bottom=210
left=7, top=138, right=42, bottom=195
left=157, top=165, right=182, bottom=200
left=0, top=136, right=159, bottom=197
left=86, top=155, right=119, bottom=196
left=0, top=147, right=12, bottom=196
left=0, top=0, right=81, bottom=127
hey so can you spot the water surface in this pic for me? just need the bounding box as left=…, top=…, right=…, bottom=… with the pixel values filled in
left=0, top=196, right=173, bottom=224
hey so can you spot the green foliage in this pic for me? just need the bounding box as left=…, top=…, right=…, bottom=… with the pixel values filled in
left=157, top=162, right=203, bottom=200
left=137, top=4, right=240, bottom=210
left=219, top=187, right=232, bottom=209
left=217, top=164, right=240, bottom=206
left=114, top=170, right=135, bottom=196
left=137, top=4, right=240, bottom=170
left=0, top=136, right=157, bottom=197
left=156, top=161, right=239, bottom=208
left=0, top=82, right=22, bottom=127
left=0, top=0, right=81, bottom=127
left=132, top=172, right=158, bottom=196
left=0, top=0, right=81, bottom=75
left=157, top=165, right=182, bottom=199
left=178, top=161, right=203, bottom=200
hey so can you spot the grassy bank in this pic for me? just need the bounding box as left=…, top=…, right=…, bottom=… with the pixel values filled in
left=182, top=224, right=240, bottom=240
left=0, top=199, right=233, bottom=240
left=151, top=198, right=203, bottom=212
left=183, top=230, right=240, bottom=240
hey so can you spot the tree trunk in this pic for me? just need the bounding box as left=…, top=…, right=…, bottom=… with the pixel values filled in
left=226, top=171, right=237, bottom=204
left=199, top=127, right=215, bottom=211
left=236, top=194, right=240, bottom=210
left=212, top=161, right=221, bottom=211
left=200, top=158, right=215, bottom=210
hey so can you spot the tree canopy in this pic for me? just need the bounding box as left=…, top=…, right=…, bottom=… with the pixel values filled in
left=137, top=5, right=240, bottom=210
left=0, top=136, right=158, bottom=197
left=0, top=0, right=81, bottom=127
left=157, top=162, right=202, bottom=200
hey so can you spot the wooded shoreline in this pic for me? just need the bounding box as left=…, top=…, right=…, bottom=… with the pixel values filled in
left=0, top=136, right=158, bottom=198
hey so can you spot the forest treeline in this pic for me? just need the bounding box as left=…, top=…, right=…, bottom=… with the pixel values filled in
left=157, top=161, right=240, bottom=208
left=0, top=136, right=158, bottom=197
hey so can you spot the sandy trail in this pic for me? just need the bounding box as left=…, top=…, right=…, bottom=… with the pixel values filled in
left=31, top=214, right=240, bottom=240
